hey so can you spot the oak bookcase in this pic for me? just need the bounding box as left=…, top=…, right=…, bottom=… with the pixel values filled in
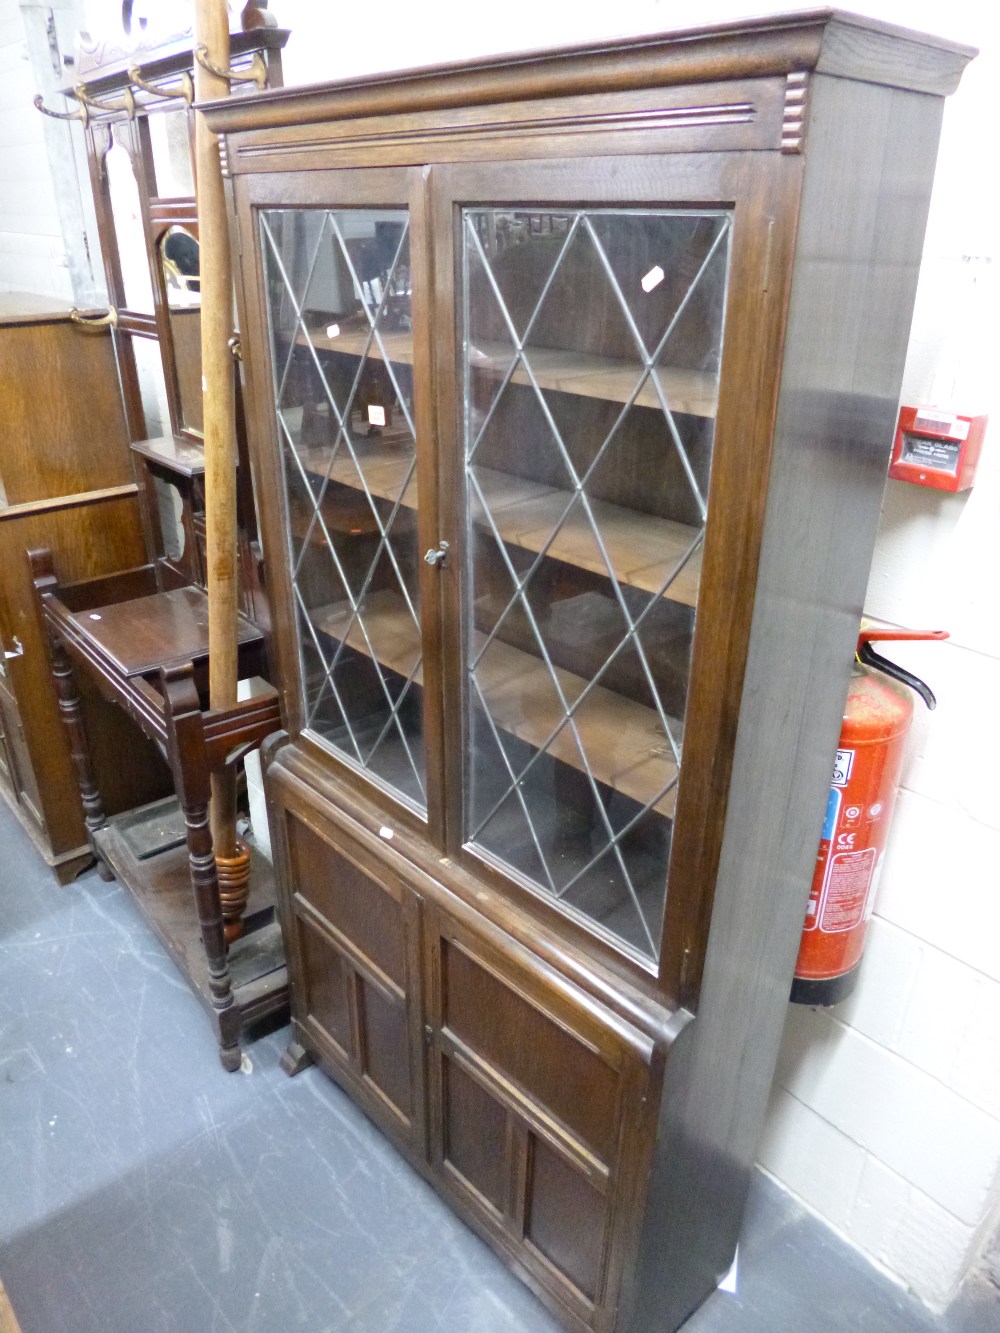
left=204, top=12, right=972, bottom=1329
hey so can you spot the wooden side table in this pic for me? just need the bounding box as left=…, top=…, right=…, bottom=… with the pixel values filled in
left=30, top=549, right=287, bottom=1070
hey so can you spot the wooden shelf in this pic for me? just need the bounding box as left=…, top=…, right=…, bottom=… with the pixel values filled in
left=311, top=589, right=678, bottom=817
left=474, top=468, right=702, bottom=607
left=299, top=437, right=417, bottom=508
left=93, top=799, right=289, bottom=1031
left=301, top=324, right=718, bottom=418
left=297, top=440, right=702, bottom=607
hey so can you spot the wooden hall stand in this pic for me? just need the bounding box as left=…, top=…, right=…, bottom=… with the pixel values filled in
left=30, top=551, right=285, bottom=1071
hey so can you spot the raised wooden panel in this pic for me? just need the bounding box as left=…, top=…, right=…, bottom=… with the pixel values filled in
left=441, top=938, right=620, bottom=1162
left=527, top=1135, right=607, bottom=1303
left=280, top=808, right=425, bottom=1144
left=289, top=817, right=405, bottom=986
left=442, top=1055, right=509, bottom=1215
left=360, top=975, right=413, bottom=1120
left=301, top=920, right=353, bottom=1057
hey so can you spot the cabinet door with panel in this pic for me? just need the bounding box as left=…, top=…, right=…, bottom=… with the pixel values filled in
left=213, top=13, right=972, bottom=1331
left=276, top=800, right=427, bottom=1155
left=425, top=905, right=657, bottom=1328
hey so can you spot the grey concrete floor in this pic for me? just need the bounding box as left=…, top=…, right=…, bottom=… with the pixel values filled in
left=0, top=795, right=995, bottom=1332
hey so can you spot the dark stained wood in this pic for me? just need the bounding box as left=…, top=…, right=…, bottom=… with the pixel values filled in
left=30, top=550, right=286, bottom=1067
left=76, top=32, right=283, bottom=635
left=92, top=804, right=287, bottom=1032
left=440, top=937, right=621, bottom=1162
left=66, top=584, right=262, bottom=677
left=630, top=73, right=957, bottom=1331
left=442, top=1056, right=509, bottom=1213
left=131, top=435, right=207, bottom=476
left=222, top=15, right=973, bottom=1332
left=0, top=479, right=170, bottom=873
left=65, top=27, right=289, bottom=102
left=201, top=10, right=971, bottom=139
left=161, top=663, right=239, bottom=1069
left=527, top=1136, right=607, bottom=1303
left=289, top=817, right=406, bottom=984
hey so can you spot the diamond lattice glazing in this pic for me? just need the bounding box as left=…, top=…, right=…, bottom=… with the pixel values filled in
left=463, top=208, right=731, bottom=960
left=261, top=208, right=426, bottom=811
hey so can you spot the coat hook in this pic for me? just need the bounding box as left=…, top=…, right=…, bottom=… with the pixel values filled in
left=128, top=67, right=194, bottom=107
left=74, top=83, right=137, bottom=119
left=194, top=46, right=267, bottom=89
left=33, top=93, right=89, bottom=127
left=69, top=307, right=119, bottom=330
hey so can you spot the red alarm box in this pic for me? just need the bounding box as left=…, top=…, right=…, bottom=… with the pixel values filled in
left=889, top=406, right=987, bottom=492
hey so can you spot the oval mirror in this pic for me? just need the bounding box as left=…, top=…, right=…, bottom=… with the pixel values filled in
left=158, top=225, right=203, bottom=435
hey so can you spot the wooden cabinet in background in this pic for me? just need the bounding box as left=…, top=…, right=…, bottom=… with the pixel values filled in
left=208, top=12, right=973, bottom=1331
left=0, top=294, right=172, bottom=879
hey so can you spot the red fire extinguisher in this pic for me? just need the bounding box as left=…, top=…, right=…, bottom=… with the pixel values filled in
left=791, top=624, right=948, bottom=1006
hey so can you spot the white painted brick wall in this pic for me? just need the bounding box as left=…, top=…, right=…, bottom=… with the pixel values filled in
left=0, top=1, right=70, bottom=298
left=759, top=1, right=1000, bottom=1304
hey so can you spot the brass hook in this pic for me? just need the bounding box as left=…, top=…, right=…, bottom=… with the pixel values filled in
left=33, top=93, right=89, bottom=127
left=70, top=307, right=119, bottom=329
left=128, top=67, right=194, bottom=107
left=74, top=83, right=137, bottom=119
left=193, top=46, right=267, bottom=89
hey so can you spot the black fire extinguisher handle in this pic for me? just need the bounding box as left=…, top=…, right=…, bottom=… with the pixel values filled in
left=857, top=640, right=937, bottom=710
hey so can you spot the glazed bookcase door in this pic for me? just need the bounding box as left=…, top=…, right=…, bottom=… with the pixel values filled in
left=243, top=169, right=441, bottom=830
left=433, top=155, right=785, bottom=997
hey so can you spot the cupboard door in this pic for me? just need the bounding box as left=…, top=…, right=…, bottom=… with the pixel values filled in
left=284, top=812, right=426, bottom=1149
left=0, top=675, right=43, bottom=827
left=250, top=170, right=439, bottom=824
left=426, top=910, right=655, bottom=1324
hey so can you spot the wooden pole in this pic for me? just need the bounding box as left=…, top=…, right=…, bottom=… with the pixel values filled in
left=193, top=0, right=238, bottom=859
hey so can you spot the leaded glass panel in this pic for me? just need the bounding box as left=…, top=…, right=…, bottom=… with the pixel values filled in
left=260, top=207, right=425, bottom=812
left=462, top=207, right=731, bottom=962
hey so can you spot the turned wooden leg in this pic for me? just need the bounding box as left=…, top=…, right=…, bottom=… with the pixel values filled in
left=162, top=665, right=241, bottom=1071
left=50, top=637, right=113, bottom=878
left=182, top=794, right=241, bottom=1069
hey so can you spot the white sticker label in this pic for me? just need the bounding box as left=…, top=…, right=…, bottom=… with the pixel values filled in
left=368, top=404, right=386, bottom=427
left=641, top=265, right=665, bottom=293
left=831, top=749, right=854, bottom=787
left=325, top=323, right=341, bottom=339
